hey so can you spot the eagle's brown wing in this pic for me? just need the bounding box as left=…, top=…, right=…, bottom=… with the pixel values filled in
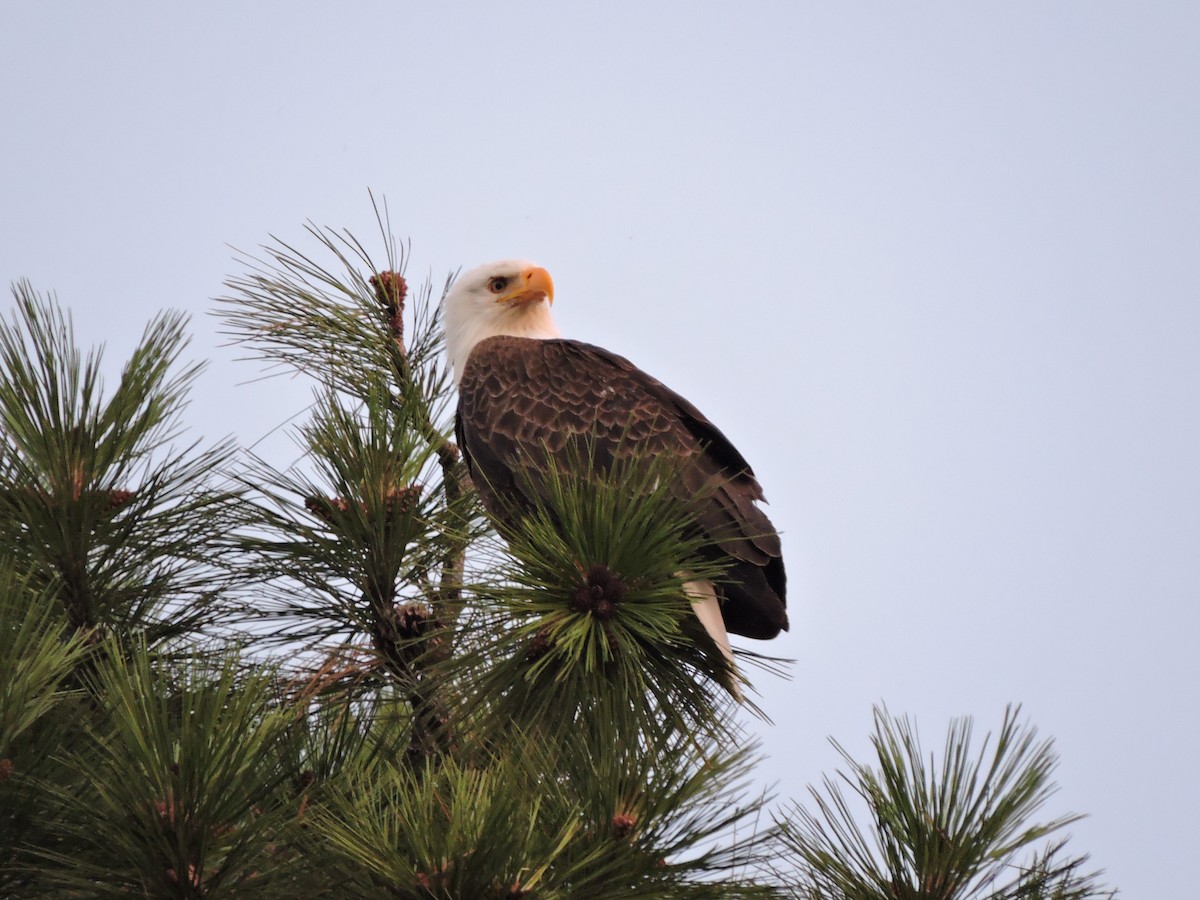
left=456, top=335, right=787, bottom=639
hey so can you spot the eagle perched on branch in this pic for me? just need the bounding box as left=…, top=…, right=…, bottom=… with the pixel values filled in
left=445, top=261, right=787, bottom=682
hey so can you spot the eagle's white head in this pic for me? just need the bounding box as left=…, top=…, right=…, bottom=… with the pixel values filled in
left=443, top=259, right=561, bottom=384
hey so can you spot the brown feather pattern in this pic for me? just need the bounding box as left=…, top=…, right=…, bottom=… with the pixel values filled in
left=456, top=335, right=788, bottom=640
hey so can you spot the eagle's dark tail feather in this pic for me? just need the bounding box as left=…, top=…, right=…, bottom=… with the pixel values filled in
left=713, top=555, right=788, bottom=640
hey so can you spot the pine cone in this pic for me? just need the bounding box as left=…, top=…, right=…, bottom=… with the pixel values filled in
left=569, top=564, right=627, bottom=620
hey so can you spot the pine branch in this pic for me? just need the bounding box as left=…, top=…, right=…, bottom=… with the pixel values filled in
left=39, top=644, right=300, bottom=897
left=0, top=562, right=92, bottom=891
left=219, top=203, right=477, bottom=770
left=0, top=282, right=242, bottom=649
left=311, top=722, right=779, bottom=898
left=233, top=377, right=470, bottom=766
left=369, top=268, right=467, bottom=658
left=443, top=442, right=754, bottom=752
left=773, top=705, right=1116, bottom=899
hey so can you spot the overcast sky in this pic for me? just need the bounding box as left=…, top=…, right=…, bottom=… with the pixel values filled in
left=3, top=3, right=1197, bottom=894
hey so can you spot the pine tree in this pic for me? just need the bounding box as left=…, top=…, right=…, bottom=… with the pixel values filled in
left=0, top=205, right=1116, bottom=897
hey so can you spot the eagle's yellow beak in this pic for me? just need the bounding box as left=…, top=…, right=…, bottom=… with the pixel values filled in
left=500, top=266, right=554, bottom=306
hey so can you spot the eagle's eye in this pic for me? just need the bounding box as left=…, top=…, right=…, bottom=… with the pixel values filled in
left=487, top=276, right=509, bottom=293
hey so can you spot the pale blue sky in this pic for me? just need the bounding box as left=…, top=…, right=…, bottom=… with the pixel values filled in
left=4, top=3, right=1198, bottom=894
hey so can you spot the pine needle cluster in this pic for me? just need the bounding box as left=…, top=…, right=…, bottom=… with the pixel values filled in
left=774, top=707, right=1115, bottom=899
left=0, top=202, right=1116, bottom=897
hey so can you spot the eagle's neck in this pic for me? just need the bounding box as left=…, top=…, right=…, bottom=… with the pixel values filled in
left=447, top=301, right=561, bottom=385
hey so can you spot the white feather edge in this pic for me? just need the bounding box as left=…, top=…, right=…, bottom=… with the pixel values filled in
left=682, top=578, right=743, bottom=702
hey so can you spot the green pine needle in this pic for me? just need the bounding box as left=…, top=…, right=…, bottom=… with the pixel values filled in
left=312, top=723, right=776, bottom=898
left=452, top=443, right=745, bottom=743
left=0, top=282, right=242, bottom=647
left=40, top=643, right=299, bottom=897
left=774, top=705, right=1115, bottom=899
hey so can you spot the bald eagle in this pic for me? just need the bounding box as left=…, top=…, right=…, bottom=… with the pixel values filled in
left=445, top=261, right=787, bottom=688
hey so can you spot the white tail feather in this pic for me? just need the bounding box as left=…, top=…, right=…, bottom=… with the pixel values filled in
left=682, top=578, right=743, bottom=702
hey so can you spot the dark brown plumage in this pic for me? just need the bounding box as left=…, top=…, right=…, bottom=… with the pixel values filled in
left=455, top=334, right=788, bottom=640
